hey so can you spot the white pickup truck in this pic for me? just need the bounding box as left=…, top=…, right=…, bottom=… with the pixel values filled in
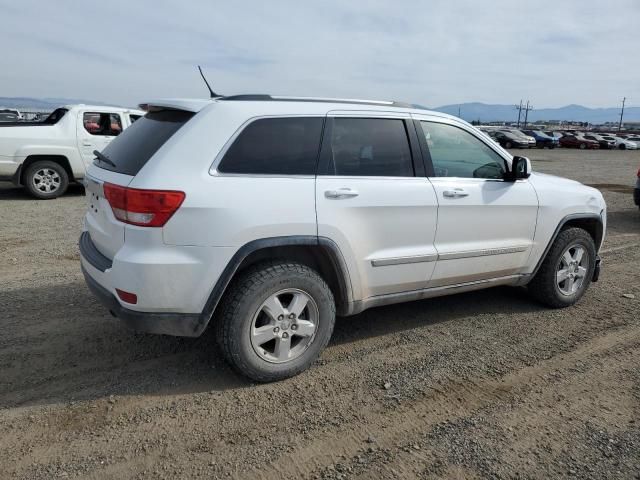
left=0, top=104, right=145, bottom=198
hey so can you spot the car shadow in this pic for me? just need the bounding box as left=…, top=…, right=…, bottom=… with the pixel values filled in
left=0, top=279, right=545, bottom=409
left=0, top=182, right=84, bottom=199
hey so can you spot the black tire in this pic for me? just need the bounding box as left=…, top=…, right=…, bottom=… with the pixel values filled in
left=216, top=261, right=335, bottom=382
left=505, top=141, right=513, bottom=149
left=23, top=160, right=69, bottom=199
left=527, top=227, right=596, bottom=308
left=619, top=144, right=626, bottom=150
left=579, top=143, right=587, bottom=150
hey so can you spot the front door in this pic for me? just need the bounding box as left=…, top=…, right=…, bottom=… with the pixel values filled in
left=414, top=117, right=539, bottom=287
left=315, top=114, right=439, bottom=299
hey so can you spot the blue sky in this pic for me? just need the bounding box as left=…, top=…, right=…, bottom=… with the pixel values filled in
left=0, top=0, right=638, bottom=108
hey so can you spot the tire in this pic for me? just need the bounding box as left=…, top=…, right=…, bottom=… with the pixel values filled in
left=579, top=143, right=587, bottom=150
left=216, top=261, right=336, bottom=382
left=619, top=144, right=626, bottom=150
left=505, top=141, right=513, bottom=149
left=527, top=227, right=596, bottom=308
left=23, top=160, right=69, bottom=199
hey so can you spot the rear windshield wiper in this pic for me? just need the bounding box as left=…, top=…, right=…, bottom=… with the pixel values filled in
left=93, top=150, right=116, bottom=168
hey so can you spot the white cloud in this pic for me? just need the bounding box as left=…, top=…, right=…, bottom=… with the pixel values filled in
left=0, top=0, right=637, bottom=107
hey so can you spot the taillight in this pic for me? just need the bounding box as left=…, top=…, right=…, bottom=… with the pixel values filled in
left=637, top=167, right=640, bottom=178
left=103, top=183, right=185, bottom=227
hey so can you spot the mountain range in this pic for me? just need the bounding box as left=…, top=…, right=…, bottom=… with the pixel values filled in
left=1, top=97, right=638, bottom=124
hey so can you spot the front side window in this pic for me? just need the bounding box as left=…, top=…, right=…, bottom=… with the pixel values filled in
left=83, top=112, right=122, bottom=136
left=326, top=118, right=413, bottom=177
left=420, top=122, right=505, bottom=179
left=218, top=117, right=324, bottom=175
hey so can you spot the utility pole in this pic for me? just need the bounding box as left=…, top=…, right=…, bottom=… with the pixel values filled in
left=515, top=100, right=523, bottom=127
left=523, top=100, right=533, bottom=127
left=618, top=97, right=626, bottom=132
left=458, top=105, right=461, bottom=118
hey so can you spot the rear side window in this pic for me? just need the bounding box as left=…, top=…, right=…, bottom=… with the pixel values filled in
left=218, top=117, right=324, bottom=175
left=325, top=118, right=413, bottom=177
left=96, top=110, right=194, bottom=176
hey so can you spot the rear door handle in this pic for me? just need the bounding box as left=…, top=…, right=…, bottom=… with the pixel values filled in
left=325, top=188, right=359, bottom=199
left=442, top=189, right=469, bottom=198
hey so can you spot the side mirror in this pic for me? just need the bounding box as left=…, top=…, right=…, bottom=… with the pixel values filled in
left=505, top=156, right=531, bottom=181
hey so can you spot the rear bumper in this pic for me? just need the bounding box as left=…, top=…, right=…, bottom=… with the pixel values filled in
left=78, top=230, right=226, bottom=337
left=634, top=184, right=640, bottom=207
left=81, top=265, right=206, bottom=336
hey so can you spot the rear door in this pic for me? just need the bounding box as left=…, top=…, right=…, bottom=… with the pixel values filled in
left=414, top=117, right=538, bottom=287
left=83, top=109, right=194, bottom=258
left=315, top=112, right=439, bottom=299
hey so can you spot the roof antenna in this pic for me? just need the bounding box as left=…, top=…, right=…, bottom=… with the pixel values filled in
left=197, top=65, right=219, bottom=98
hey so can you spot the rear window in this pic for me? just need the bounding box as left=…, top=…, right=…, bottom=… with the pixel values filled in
left=95, top=109, right=194, bottom=176
left=218, top=117, right=324, bottom=175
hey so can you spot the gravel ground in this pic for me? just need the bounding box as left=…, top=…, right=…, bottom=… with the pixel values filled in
left=1, top=148, right=639, bottom=479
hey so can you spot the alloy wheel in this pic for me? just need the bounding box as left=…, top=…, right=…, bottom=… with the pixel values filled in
left=250, top=288, right=319, bottom=363
left=556, top=244, right=589, bottom=296
left=32, top=168, right=61, bottom=194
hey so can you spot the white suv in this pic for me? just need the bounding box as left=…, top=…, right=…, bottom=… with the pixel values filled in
left=80, top=96, right=606, bottom=381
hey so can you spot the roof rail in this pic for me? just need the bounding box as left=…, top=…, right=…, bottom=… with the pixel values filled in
left=219, top=94, right=424, bottom=109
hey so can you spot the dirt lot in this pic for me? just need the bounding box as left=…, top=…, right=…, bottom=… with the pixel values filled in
left=1, top=149, right=639, bottom=479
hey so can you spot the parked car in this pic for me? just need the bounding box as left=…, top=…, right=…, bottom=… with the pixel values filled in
left=503, top=129, right=536, bottom=148
left=0, top=108, right=22, bottom=122
left=522, top=130, right=559, bottom=149
left=488, top=130, right=530, bottom=148
left=0, top=104, right=144, bottom=198
left=599, top=135, right=638, bottom=150
left=582, top=134, right=616, bottom=150
left=559, top=134, right=600, bottom=149
left=624, top=135, right=640, bottom=145
left=79, top=95, right=606, bottom=381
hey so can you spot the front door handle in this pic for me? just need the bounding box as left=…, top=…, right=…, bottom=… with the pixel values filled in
left=442, top=189, right=469, bottom=198
left=82, top=141, right=92, bottom=146
left=325, top=188, right=359, bottom=199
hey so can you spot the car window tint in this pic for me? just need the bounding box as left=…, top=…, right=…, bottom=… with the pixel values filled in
left=420, top=122, right=505, bottom=179
left=97, top=109, right=194, bottom=176
left=327, top=118, right=413, bottom=177
left=218, top=117, right=323, bottom=175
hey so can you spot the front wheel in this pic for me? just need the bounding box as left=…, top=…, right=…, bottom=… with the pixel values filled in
left=619, top=144, right=626, bottom=150
left=216, top=261, right=336, bottom=382
left=23, top=160, right=69, bottom=199
left=528, top=227, right=596, bottom=308
left=505, top=141, right=513, bottom=149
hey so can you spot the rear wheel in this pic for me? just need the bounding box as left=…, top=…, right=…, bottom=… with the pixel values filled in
left=505, top=141, right=513, bottom=149
left=528, top=227, right=596, bottom=308
left=619, top=144, right=626, bottom=150
left=24, top=160, right=69, bottom=199
left=216, top=261, right=335, bottom=382
left=579, top=143, right=587, bottom=149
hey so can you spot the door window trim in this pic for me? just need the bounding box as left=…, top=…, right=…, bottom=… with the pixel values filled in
left=316, top=115, right=423, bottom=179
